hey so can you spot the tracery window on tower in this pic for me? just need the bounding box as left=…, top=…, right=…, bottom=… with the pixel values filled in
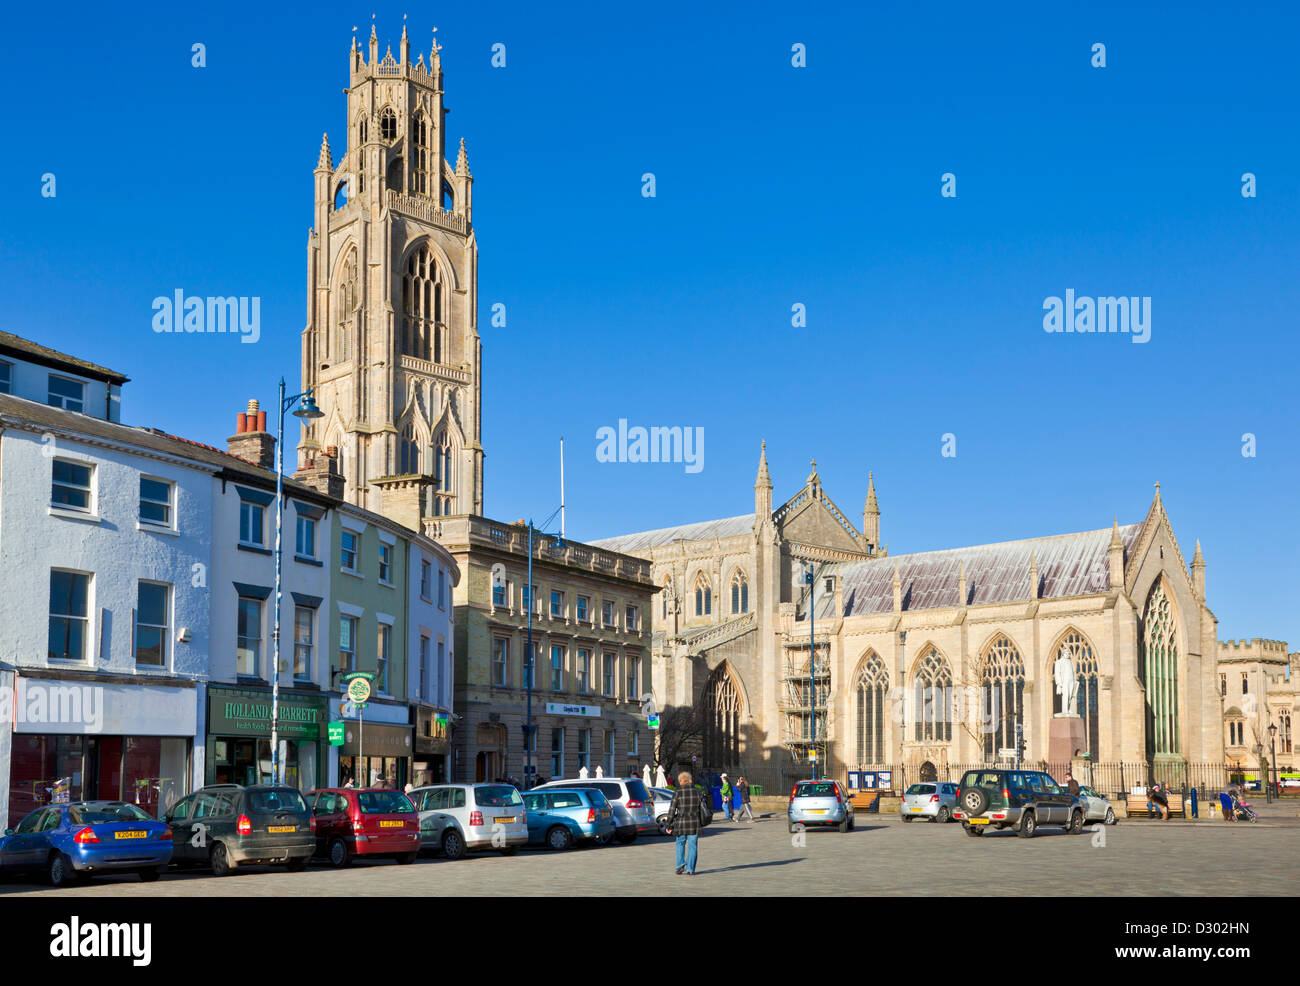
left=912, top=646, right=953, bottom=742
left=379, top=108, right=397, bottom=143
left=694, top=572, right=712, bottom=617
left=979, top=634, right=1025, bottom=762
left=412, top=115, right=430, bottom=195
left=334, top=249, right=358, bottom=363
left=401, top=244, right=443, bottom=363
left=730, top=570, right=749, bottom=614
left=399, top=422, right=420, bottom=475
left=431, top=428, right=453, bottom=516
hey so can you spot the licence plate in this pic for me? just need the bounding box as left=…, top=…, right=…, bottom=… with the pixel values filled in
left=910, top=807, right=923, bottom=812
left=967, top=818, right=990, bottom=825
left=267, top=825, right=296, bottom=834
left=494, top=816, right=515, bottom=824
left=599, top=811, right=610, bottom=818
left=379, top=820, right=404, bottom=828
left=807, top=809, right=827, bottom=815
left=114, top=831, right=146, bottom=840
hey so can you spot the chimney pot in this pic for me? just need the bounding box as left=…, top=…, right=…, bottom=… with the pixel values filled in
left=247, top=399, right=260, bottom=414
left=236, top=413, right=247, bottom=434
left=256, top=410, right=268, bottom=433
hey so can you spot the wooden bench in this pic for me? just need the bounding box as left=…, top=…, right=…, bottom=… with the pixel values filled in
left=849, top=790, right=895, bottom=812
left=1125, top=793, right=1185, bottom=818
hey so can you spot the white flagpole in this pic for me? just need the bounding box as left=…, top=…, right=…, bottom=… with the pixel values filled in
left=560, top=436, right=566, bottom=540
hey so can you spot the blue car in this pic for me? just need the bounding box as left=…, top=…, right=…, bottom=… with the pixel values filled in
left=521, top=788, right=616, bottom=850
left=0, top=801, right=173, bottom=887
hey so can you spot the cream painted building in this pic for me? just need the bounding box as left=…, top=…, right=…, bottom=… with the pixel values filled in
left=591, top=447, right=1226, bottom=791
left=1217, top=639, right=1296, bottom=785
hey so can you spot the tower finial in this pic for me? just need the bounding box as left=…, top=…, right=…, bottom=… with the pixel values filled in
left=455, top=137, right=471, bottom=177
left=316, top=133, right=333, bottom=171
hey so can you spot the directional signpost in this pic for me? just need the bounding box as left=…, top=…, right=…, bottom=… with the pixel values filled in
left=341, top=672, right=375, bottom=766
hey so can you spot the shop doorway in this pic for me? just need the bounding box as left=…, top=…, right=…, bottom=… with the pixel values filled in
left=475, top=751, right=499, bottom=783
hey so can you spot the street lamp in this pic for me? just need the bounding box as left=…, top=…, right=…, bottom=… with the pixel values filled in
left=804, top=563, right=819, bottom=781
left=270, top=377, right=323, bottom=786
left=1268, top=722, right=1278, bottom=804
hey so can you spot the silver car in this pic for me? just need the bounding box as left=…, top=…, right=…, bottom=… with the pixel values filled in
left=651, top=788, right=675, bottom=834
left=901, top=781, right=959, bottom=823
left=788, top=779, right=855, bottom=833
left=1077, top=785, right=1117, bottom=825
left=532, top=778, right=658, bottom=842
left=407, top=783, right=529, bottom=859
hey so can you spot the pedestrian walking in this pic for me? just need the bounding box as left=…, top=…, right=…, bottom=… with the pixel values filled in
left=720, top=773, right=734, bottom=821
left=736, top=776, right=754, bottom=822
left=665, top=771, right=704, bottom=875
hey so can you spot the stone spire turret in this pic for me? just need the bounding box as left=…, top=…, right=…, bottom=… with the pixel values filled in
left=754, top=440, right=772, bottom=517
left=1108, top=517, right=1125, bottom=589
left=1191, top=539, right=1206, bottom=602
left=316, top=133, right=333, bottom=171
left=455, top=137, right=471, bottom=177
left=400, top=18, right=410, bottom=64
left=862, top=471, right=880, bottom=551
left=1028, top=552, right=1038, bottom=601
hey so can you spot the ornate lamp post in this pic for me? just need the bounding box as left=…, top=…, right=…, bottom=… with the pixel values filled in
left=1268, top=722, right=1278, bottom=803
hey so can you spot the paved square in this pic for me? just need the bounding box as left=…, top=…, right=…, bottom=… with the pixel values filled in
left=4, top=807, right=1296, bottom=897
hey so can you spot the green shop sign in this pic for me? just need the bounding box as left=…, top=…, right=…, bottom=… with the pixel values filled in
left=208, top=687, right=328, bottom=740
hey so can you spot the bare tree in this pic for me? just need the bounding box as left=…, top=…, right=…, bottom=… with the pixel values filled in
left=654, top=705, right=704, bottom=778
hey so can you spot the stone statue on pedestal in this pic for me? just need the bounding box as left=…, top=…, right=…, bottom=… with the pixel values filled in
left=1054, top=647, right=1079, bottom=716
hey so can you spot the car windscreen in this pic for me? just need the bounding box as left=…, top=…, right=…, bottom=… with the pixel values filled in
left=585, top=789, right=610, bottom=807
left=906, top=784, right=936, bottom=795
left=245, top=790, right=308, bottom=814
left=795, top=782, right=837, bottom=798
left=474, top=785, right=523, bottom=808
left=962, top=772, right=1002, bottom=789
left=624, top=780, right=650, bottom=802
left=70, top=803, right=152, bottom=824
left=549, top=792, right=584, bottom=809
left=357, top=791, right=415, bottom=814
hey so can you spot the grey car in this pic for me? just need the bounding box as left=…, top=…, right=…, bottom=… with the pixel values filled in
left=901, top=781, right=959, bottom=823
left=788, top=779, right=855, bottom=833
left=165, top=784, right=315, bottom=875
left=406, top=783, right=529, bottom=859
left=532, top=778, right=658, bottom=842
left=1077, top=785, right=1117, bottom=825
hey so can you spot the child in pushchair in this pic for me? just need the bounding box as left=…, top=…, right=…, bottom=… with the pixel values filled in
left=1218, top=791, right=1258, bottom=822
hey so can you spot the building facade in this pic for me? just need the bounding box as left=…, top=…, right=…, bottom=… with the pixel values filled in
left=1217, top=638, right=1297, bottom=787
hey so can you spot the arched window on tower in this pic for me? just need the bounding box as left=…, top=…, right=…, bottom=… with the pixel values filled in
left=912, top=647, right=953, bottom=742
left=1141, top=582, right=1180, bottom=758
left=730, top=571, right=749, bottom=614
left=379, top=108, right=397, bottom=143
left=855, top=653, right=888, bottom=766
left=399, top=423, right=420, bottom=475
left=701, top=664, right=741, bottom=767
left=412, top=116, right=430, bottom=195
left=431, top=429, right=453, bottom=515
left=401, top=245, right=443, bottom=363
left=334, top=250, right=357, bottom=363
left=694, top=572, right=712, bottom=617
left=1053, top=630, right=1100, bottom=759
left=980, top=635, right=1025, bottom=763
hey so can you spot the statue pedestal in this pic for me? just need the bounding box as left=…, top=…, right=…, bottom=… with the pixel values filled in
left=1048, top=715, right=1087, bottom=765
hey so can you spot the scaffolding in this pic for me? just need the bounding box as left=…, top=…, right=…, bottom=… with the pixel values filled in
left=779, top=640, right=833, bottom=770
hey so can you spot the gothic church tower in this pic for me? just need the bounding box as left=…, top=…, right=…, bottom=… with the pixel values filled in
left=299, top=22, right=483, bottom=523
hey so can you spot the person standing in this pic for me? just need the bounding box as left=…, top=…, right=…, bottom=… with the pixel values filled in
left=665, top=771, right=703, bottom=875
left=1064, top=771, right=1080, bottom=797
left=736, top=776, right=754, bottom=823
left=719, top=773, right=734, bottom=821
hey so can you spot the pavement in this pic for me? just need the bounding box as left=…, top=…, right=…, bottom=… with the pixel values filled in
left=4, top=803, right=1296, bottom=897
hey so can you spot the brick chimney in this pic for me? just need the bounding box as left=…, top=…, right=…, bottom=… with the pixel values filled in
left=295, top=443, right=346, bottom=499
left=227, top=399, right=276, bottom=470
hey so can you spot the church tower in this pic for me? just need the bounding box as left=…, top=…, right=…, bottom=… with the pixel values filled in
left=299, top=22, right=484, bottom=522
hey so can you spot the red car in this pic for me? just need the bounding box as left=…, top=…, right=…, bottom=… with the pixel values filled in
left=307, top=788, right=420, bottom=867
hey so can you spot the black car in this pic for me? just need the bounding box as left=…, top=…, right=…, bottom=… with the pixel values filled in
left=951, top=768, right=1085, bottom=837
left=164, top=784, right=315, bottom=874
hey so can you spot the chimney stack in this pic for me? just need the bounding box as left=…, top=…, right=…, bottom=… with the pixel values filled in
left=227, top=398, right=276, bottom=470
left=294, top=443, right=346, bottom=499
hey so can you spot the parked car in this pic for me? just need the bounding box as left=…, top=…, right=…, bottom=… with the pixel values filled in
left=952, top=768, right=1085, bottom=837
left=165, top=784, right=314, bottom=874
left=521, top=788, right=616, bottom=849
left=901, top=782, right=959, bottom=823
left=650, top=788, right=675, bottom=833
left=1077, top=785, right=1117, bottom=825
left=0, top=801, right=173, bottom=886
left=405, top=783, right=528, bottom=859
left=531, top=777, right=658, bottom=842
left=788, top=779, right=855, bottom=833
left=308, top=788, right=420, bottom=866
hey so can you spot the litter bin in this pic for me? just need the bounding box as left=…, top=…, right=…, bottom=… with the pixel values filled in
left=751, top=785, right=763, bottom=797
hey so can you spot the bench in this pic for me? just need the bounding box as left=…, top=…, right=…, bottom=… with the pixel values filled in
left=1125, top=793, right=1185, bottom=818
left=848, top=790, right=895, bottom=812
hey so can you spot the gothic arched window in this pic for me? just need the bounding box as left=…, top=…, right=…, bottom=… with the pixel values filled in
left=980, top=635, right=1025, bottom=762
left=694, top=572, right=712, bottom=617
left=1141, top=582, right=1180, bottom=757
left=379, top=108, right=397, bottom=143
left=401, top=245, right=444, bottom=363
left=412, top=115, right=430, bottom=195
left=399, top=423, right=420, bottom=475
left=912, top=647, right=953, bottom=742
left=730, top=570, right=749, bottom=614
left=431, top=429, right=453, bottom=515
left=1054, top=629, right=1101, bottom=759
left=855, top=653, right=888, bottom=766
left=701, top=663, right=741, bottom=767
left=334, top=250, right=358, bottom=362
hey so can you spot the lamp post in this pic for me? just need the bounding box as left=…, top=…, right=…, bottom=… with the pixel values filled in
left=805, top=563, right=818, bottom=781
left=522, top=506, right=564, bottom=790
left=270, top=377, right=323, bottom=786
left=1268, top=722, right=1278, bottom=803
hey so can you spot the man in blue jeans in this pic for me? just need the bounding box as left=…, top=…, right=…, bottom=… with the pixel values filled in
left=665, top=770, right=704, bottom=875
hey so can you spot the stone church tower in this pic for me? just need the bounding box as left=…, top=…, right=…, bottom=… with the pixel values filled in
left=298, top=23, right=483, bottom=524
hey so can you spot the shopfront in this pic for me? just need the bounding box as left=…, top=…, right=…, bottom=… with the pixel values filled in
left=205, top=685, right=328, bottom=791
left=337, top=721, right=414, bottom=789
left=411, top=706, right=451, bottom=787
left=4, top=675, right=196, bottom=827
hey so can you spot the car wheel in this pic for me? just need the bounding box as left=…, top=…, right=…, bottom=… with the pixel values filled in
left=442, top=829, right=466, bottom=860
left=902, top=815, right=913, bottom=823
left=137, top=868, right=161, bottom=883
left=964, top=823, right=983, bottom=837
left=596, top=831, right=614, bottom=846
left=498, top=846, right=519, bottom=856
left=615, top=832, right=636, bottom=845
left=656, top=814, right=670, bottom=835
left=1069, top=810, right=1085, bottom=835
left=286, top=855, right=309, bottom=872
left=547, top=826, right=574, bottom=851
left=788, top=821, right=798, bottom=834
left=961, top=788, right=990, bottom=815
left=847, top=814, right=855, bottom=831
left=937, top=806, right=951, bottom=824
left=838, top=817, right=848, bottom=833
left=210, top=842, right=234, bottom=877
left=1104, top=807, right=1116, bottom=826
left=48, top=853, right=76, bottom=887
left=328, top=838, right=352, bottom=868
left=396, top=852, right=418, bottom=865
left=1018, top=811, right=1036, bottom=839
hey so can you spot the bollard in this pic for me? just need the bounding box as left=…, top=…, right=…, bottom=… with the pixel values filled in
left=1190, top=786, right=1198, bottom=818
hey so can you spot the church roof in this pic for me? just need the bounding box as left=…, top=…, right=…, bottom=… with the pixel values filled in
left=587, top=514, right=755, bottom=553
left=815, top=522, right=1144, bottom=618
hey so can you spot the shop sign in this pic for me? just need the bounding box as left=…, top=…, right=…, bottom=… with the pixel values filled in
left=544, top=702, right=602, bottom=718
left=208, top=687, right=326, bottom=740
left=648, top=715, right=660, bottom=730
left=341, top=672, right=374, bottom=706
left=328, top=721, right=345, bottom=746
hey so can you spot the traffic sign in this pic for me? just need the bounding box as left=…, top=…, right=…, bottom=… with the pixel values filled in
left=808, top=750, right=818, bottom=762
left=648, top=714, right=660, bottom=731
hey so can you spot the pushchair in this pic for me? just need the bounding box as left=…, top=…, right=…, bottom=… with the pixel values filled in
left=1218, top=792, right=1258, bottom=822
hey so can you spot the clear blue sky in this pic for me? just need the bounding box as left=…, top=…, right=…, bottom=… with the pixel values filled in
left=3, top=2, right=1297, bottom=643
